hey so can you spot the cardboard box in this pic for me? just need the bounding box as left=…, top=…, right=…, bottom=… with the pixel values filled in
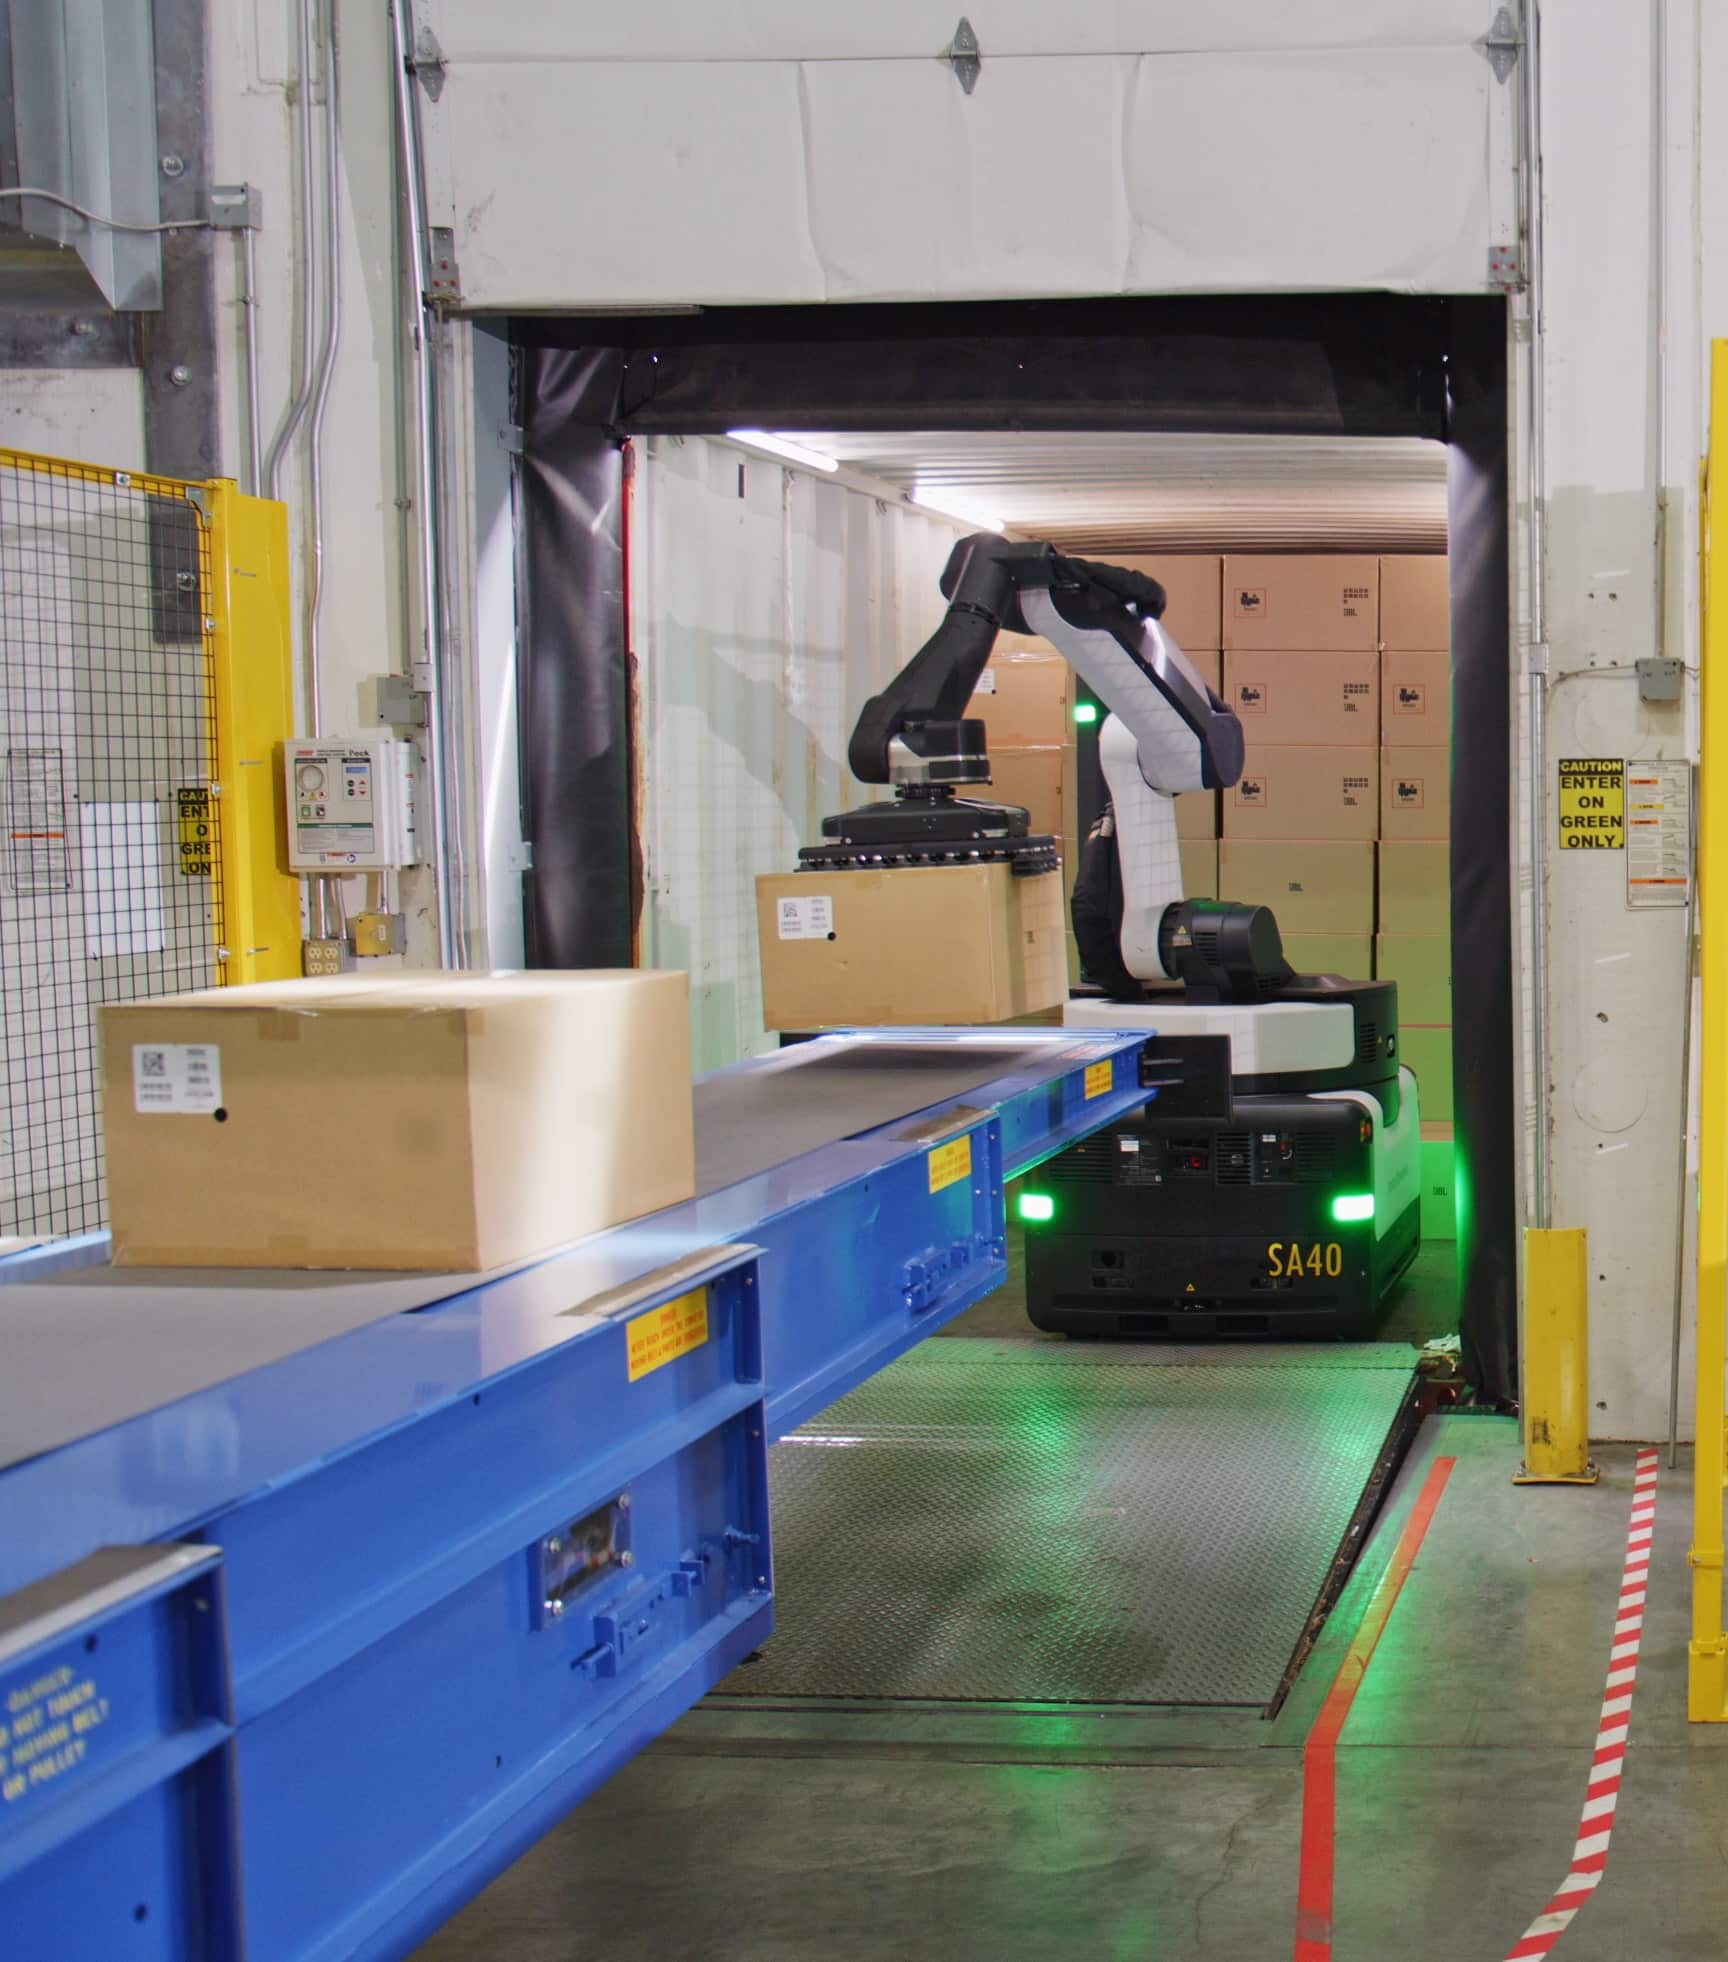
left=1181, top=838, right=1218, bottom=900
left=968, top=651, right=1070, bottom=747
left=1381, top=746, right=1451, bottom=841
left=1176, top=790, right=1219, bottom=841
left=1108, top=554, right=1223, bottom=652
left=757, top=864, right=1065, bottom=1029
left=1218, top=840, right=1376, bottom=934
left=1377, top=840, right=1449, bottom=935
left=1380, top=555, right=1450, bottom=651
left=1282, top=932, right=1372, bottom=980
left=101, top=973, right=696, bottom=1271
left=1420, top=1120, right=1457, bottom=1241
left=987, top=745, right=1065, bottom=841
left=1223, top=554, right=1380, bottom=651
left=1224, top=650, right=1378, bottom=745
left=1224, top=745, right=1378, bottom=842
left=1402, top=1026, right=1453, bottom=1122
left=1381, top=650, right=1451, bottom=746
left=1375, top=933, right=1453, bottom=1026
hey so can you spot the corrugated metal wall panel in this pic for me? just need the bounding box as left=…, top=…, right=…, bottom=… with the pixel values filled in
left=633, top=436, right=962, bottom=1069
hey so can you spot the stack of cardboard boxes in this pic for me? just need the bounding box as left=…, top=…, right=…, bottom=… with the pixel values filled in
left=1213, top=552, right=1454, bottom=1241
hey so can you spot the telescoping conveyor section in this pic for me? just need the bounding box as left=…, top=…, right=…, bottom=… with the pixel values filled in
left=0, top=1029, right=1146, bottom=1961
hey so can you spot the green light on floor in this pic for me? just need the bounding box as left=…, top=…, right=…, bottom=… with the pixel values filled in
left=1017, top=1191, right=1057, bottom=1224
left=1073, top=702, right=1099, bottom=725
left=1331, top=1192, right=1375, bottom=1224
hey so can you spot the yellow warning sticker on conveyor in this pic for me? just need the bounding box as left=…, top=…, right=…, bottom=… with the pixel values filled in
left=1083, top=1060, right=1114, bottom=1100
left=626, top=1289, right=709, bottom=1383
left=928, top=1135, right=973, bottom=1194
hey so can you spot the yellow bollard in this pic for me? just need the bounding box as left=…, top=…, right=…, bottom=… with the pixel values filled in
left=1514, top=1226, right=1600, bottom=1485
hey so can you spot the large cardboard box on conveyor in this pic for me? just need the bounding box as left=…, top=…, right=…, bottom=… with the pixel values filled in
left=101, top=972, right=696, bottom=1271
left=1103, top=555, right=1223, bottom=652
left=757, top=864, right=1066, bottom=1030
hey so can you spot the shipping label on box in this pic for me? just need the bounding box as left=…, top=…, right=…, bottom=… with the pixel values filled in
left=1381, top=747, right=1451, bottom=841
left=1218, top=840, right=1376, bottom=934
left=1379, top=556, right=1450, bottom=652
left=1224, top=651, right=1378, bottom=746
left=1222, top=555, right=1380, bottom=651
left=1381, top=651, right=1451, bottom=746
left=1224, top=746, right=1378, bottom=842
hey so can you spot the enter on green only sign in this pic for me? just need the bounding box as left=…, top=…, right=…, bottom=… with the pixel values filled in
left=1557, top=757, right=1624, bottom=850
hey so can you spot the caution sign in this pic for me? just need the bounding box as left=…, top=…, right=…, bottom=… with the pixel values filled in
left=175, top=786, right=214, bottom=877
left=1557, top=758, right=1624, bottom=850
left=1083, top=1060, right=1113, bottom=1100
left=626, top=1289, right=709, bottom=1383
left=928, top=1134, right=973, bottom=1194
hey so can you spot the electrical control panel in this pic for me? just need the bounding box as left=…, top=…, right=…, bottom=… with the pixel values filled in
left=285, top=736, right=419, bottom=871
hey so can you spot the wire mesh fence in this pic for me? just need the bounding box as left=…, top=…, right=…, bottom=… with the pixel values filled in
left=0, top=456, right=224, bottom=1237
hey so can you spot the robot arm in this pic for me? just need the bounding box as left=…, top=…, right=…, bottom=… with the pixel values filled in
left=841, top=535, right=1287, bottom=1000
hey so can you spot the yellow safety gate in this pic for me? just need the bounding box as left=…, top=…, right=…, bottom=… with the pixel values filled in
left=0, top=449, right=299, bottom=1239
left=1693, top=342, right=1728, bottom=1718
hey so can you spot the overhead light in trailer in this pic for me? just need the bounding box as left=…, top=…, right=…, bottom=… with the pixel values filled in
left=726, top=430, right=840, bottom=473
left=909, top=489, right=1006, bottom=534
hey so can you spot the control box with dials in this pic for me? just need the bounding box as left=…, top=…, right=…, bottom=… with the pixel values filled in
left=285, top=737, right=420, bottom=871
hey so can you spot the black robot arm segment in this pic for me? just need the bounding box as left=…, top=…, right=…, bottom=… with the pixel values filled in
left=847, top=536, right=1068, bottom=784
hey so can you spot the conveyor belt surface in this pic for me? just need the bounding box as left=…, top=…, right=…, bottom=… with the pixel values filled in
left=691, top=1038, right=1061, bottom=1194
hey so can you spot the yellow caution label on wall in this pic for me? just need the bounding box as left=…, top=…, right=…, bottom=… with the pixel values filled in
left=928, top=1134, right=973, bottom=1194
left=176, top=786, right=214, bottom=876
left=1557, top=758, right=1624, bottom=849
left=1083, top=1060, right=1114, bottom=1100
left=626, top=1288, right=709, bottom=1383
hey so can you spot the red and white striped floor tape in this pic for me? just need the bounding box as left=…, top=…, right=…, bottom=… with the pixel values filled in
left=1502, top=1447, right=1660, bottom=1960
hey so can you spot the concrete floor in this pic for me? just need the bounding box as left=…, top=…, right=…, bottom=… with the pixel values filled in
left=419, top=1241, right=1728, bottom=1962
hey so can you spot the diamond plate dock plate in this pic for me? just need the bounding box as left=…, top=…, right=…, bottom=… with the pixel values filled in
left=731, top=1342, right=1415, bottom=1708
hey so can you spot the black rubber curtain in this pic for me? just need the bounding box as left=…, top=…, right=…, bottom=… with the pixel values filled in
left=512, top=295, right=1518, bottom=1401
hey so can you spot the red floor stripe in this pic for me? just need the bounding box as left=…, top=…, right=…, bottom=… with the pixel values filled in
left=1292, top=1455, right=1457, bottom=1962
left=1500, top=1448, right=1661, bottom=1960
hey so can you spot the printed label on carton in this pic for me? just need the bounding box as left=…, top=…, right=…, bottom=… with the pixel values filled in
left=1392, top=777, right=1426, bottom=812
left=1232, top=587, right=1267, bottom=619
left=1393, top=683, right=1428, bottom=716
left=132, top=1043, right=222, bottom=1115
left=777, top=895, right=835, bottom=940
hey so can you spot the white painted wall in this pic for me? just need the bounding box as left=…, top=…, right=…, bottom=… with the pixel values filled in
left=633, top=436, right=970, bottom=1070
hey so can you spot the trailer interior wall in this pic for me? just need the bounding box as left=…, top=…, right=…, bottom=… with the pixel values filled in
left=631, top=437, right=972, bottom=1070
left=0, top=0, right=1716, bottom=1433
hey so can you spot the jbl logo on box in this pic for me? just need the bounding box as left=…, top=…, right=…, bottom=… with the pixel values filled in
left=1342, top=585, right=1371, bottom=615
left=1394, top=777, right=1426, bottom=808
left=1395, top=684, right=1428, bottom=713
left=1237, top=777, right=1268, bottom=806
left=1342, top=682, right=1370, bottom=710
left=1342, top=776, right=1371, bottom=806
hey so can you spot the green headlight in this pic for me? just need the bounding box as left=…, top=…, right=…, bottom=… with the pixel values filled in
left=1017, top=1192, right=1057, bottom=1224
left=1330, top=1193, right=1375, bottom=1224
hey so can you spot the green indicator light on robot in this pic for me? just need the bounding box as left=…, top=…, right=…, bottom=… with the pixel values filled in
left=1017, top=1192, right=1057, bottom=1224
left=1330, top=1193, right=1376, bottom=1224
left=1073, top=702, right=1099, bottom=725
